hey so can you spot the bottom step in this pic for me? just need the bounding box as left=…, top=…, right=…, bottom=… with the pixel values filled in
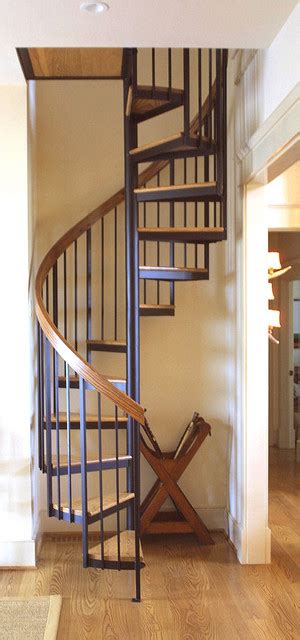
left=89, top=530, right=144, bottom=566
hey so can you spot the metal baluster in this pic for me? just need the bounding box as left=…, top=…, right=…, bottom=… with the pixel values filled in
left=115, top=405, right=121, bottom=570
left=169, top=161, right=175, bottom=307
left=66, top=363, right=72, bottom=522
left=216, top=49, right=222, bottom=197
left=54, top=351, right=61, bottom=518
left=114, top=207, right=118, bottom=341
left=79, top=377, right=88, bottom=567
left=63, top=251, right=67, bottom=376
left=97, top=394, right=105, bottom=568
left=39, top=327, right=45, bottom=473
left=168, top=48, right=172, bottom=98
left=222, top=50, right=228, bottom=235
left=183, top=49, right=190, bottom=142
left=132, top=48, right=137, bottom=95
left=52, top=263, right=58, bottom=414
left=86, top=228, right=92, bottom=361
left=183, top=159, right=187, bottom=268
left=204, top=118, right=210, bottom=272
left=151, top=48, right=156, bottom=96
left=63, top=251, right=67, bottom=339
left=74, top=240, right=78, bottom=353
left=46, top=275, right=49, bottom=312
left=208, top=49, right=213, bottom=142
left=214, top=152, right=217, bottom=227
left=198, top=49, right=202, bottom=144
left=157, top=173, right=160, bottom=305
left=133, top=418, right=141, bottom=602
left=101, top=218, right=104, bottom=340
left=143, top=199, right=146, bottom=304
left=194, top=158, right=198, bottom=268
left=44, top=337, right=52, bottom=517
left=37, top=322, right=42, bottom=471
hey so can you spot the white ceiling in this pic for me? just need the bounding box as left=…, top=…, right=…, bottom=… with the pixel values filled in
left=0, top=0, right=298, bottom=83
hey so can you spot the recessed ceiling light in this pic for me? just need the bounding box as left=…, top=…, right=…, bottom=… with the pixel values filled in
left=80, top=2, right=109, bottom=14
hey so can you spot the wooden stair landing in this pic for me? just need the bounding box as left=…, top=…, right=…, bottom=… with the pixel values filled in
left=89, top=530, right=144, bottom=564
left=53, top=492, right=134, bottom=519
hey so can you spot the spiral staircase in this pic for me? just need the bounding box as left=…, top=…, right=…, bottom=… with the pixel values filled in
left=34, top=47, right=228, bottom=601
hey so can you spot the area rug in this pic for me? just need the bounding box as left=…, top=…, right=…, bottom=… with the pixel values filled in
left=0, top=595, right=62, bottom=639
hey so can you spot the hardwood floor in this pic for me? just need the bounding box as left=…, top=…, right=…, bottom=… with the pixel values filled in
left=0, top=447, right=299, bottom=639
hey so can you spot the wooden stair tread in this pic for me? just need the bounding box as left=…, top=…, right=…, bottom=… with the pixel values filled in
left=89, top=530, right=144, bottom=563
left=58, top=375, right=126, bottom=388
left=52, top=454, right=132, bottom=470
left=86, top=339, right=126, bottom=353
left=130, top=132, right=183, bottom=156
left=138, top=226, right=224, bottom=235
left=131, top=86, right=184, bottom=119
left=138, top=226, right=225, bottom=243
left=139, top=266, right=207, bottom=273
left=139, top=304, right=175, bottom=317
left=140, top=304, right=174, bottom=310
left=132, top=97, right=169, bottom=115
left=135, top=85, right=184, bottom=99
left=48, top=413, right=128, bottom=425
left=135, top=181, right=216, bottom=195
left=139, top=266, right=208, bottom=281
left=53, top=492, right=134, bottom=517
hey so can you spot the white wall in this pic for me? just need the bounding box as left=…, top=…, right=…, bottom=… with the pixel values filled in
left=0, top=85, right=35, bottom=565
left=256, top=4, right=300, bottom=125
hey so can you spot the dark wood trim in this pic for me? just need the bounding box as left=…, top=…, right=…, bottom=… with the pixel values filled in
left=16, top=48, right=35, bottom=80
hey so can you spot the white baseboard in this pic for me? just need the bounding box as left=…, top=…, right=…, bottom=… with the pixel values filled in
left=227, top=511, right=245, bottom=561
left=38, top=506, right=228, bottom=535
left=227, top=511, right=271, bottom=564
left=0, top=540, right=36, bottom=567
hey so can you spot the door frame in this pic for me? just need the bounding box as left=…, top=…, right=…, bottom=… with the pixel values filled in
left=235, top=85, right=299, bottom=564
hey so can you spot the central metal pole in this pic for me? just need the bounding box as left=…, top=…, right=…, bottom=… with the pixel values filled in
left=123, top=49, right=140, bottom=524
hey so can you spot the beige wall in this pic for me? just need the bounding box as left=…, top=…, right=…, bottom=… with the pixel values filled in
left=31, top=57, right=230, bottom=533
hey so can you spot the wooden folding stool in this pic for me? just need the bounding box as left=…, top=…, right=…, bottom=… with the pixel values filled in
left=140, top=413, right=214, bottom=544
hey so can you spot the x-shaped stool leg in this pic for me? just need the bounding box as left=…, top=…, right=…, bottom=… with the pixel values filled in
left=140, top=420, right=214, bottom=544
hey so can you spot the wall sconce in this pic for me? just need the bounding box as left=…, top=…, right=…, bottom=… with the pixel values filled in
left=268, top=251, right=291, bottom=345
left=268, top=251, right=291, bottom=280
left=268, top=282, right=274, bottom=300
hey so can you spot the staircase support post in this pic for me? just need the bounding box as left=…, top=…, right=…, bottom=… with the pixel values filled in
left=124, top=50, right=140, bottom=533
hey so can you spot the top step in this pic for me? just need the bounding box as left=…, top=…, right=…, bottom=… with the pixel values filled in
left=130, top=85, right=184, bottom=123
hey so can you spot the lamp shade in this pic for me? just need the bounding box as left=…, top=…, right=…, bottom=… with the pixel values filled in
left=268, top=283, right=274, bottom=300
left=268, top=251, right=281, bottom=271
left=268, top=309, right=281, bottom=328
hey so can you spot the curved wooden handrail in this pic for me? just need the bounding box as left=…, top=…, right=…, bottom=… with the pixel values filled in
left=35, top=86, right=218, bottom=427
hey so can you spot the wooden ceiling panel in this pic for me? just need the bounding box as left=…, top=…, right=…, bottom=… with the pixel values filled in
left=26, top=48, right=124, bottom=79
